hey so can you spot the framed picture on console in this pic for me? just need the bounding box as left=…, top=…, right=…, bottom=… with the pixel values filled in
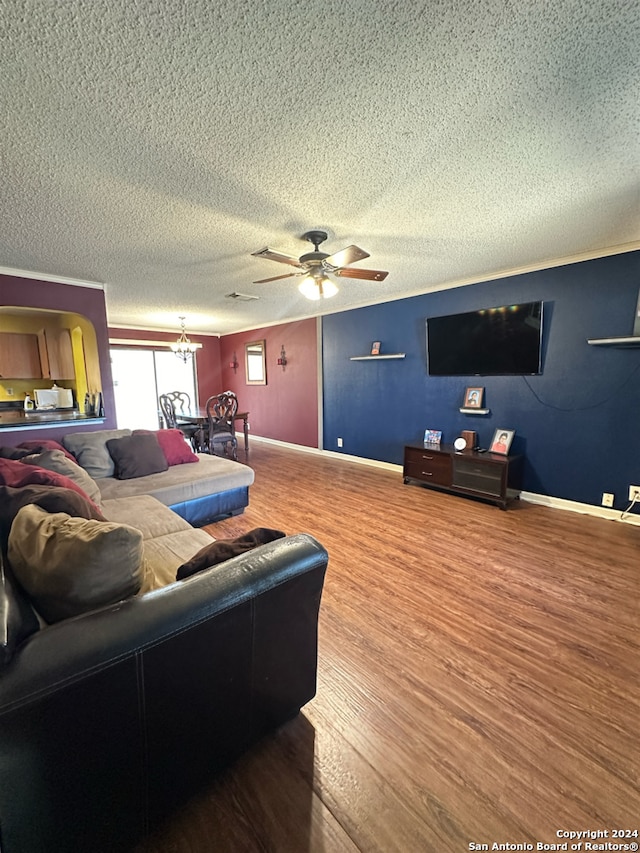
left=424, top=429, right=442, bottom=445
left=463, top=387, right=484, bottom=408
left=490, top=428, right=514, bottom=455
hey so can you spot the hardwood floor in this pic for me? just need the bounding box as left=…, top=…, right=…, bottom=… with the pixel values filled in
left=138, top=442, right=639, bottom=853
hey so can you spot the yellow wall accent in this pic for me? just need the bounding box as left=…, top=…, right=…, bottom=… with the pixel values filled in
left=71, top=326, right=88, bottom=404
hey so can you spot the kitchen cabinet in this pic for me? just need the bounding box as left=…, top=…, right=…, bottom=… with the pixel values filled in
left=0, top=332, right=43, bottom=379
left=38, top=328, right=75, bottom=380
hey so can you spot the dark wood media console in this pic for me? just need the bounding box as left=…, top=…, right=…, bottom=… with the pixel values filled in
left=403, top=443, right=523, bottom=509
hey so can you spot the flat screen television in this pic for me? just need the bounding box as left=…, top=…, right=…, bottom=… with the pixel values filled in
left=426, top=300, right=543, bottom=376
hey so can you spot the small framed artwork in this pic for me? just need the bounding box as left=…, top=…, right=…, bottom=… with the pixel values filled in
left=370, top=341, right=381, bottom=355
left=464, top=387, right=484, bottom=408
left=424, top=429, right=442, bottom=445
left=489, top=428, right=515, bottom=455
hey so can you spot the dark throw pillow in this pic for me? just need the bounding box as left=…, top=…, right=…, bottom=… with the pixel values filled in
left=106, top=433, right=169, bottom=480
left=18, top=439, right=78, bottom=462
left=176, top=528, right=286, bottom=580
left=0, top=446, right=32, bottom=460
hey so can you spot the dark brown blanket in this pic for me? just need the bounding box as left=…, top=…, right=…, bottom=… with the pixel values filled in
left=176, top=527, right=286, bottom=580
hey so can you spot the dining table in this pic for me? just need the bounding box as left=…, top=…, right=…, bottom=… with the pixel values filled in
left=176, top=409, right=250, bottom=458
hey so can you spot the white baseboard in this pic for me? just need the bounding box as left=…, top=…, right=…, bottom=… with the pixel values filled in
left=250, top=435, right=640, bottom=526
left=519, top=491, right=640, bottom=525
left=250, top=435, right=401, bottom=473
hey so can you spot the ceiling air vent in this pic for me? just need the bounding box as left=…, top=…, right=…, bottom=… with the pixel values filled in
left=225, top=292, right=259, bottom=301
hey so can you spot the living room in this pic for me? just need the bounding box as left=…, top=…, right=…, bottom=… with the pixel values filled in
left=1, top=1, right=639, bottom=850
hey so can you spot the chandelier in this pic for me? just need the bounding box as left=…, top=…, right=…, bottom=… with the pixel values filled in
left=170, top=316, right=198, bottom=363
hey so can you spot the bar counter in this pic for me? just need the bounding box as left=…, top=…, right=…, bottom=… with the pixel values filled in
left=0, top=409, right=106, bottom=432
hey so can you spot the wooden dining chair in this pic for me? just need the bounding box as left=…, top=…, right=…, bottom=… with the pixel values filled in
left=159, top=392, right=203, bottom=451
left=205, top=392, right=238, bottom=460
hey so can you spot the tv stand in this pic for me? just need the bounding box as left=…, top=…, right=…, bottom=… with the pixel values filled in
left=403, top=444, right=523, bottom=509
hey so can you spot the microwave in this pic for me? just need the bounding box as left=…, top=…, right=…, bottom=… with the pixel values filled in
left=34, top=387, right=74, bottom=409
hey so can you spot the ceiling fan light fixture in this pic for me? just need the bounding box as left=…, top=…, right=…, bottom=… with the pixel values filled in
left=298, top=274, right=338, bottom=300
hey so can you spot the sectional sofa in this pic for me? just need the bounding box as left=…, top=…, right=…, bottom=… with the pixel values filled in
left=0, top=429, right=328, bottom=852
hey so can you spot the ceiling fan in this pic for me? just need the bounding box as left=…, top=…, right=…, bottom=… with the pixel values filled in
left=251, top=230, right=389, bottom=300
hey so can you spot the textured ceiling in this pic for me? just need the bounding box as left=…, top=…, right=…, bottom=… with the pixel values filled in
left=1, top=0, right=638, bottom=335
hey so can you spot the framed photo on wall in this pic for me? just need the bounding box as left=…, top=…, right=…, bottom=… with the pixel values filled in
left=489, top=428, right=515, bottom=455
left=370, top=341, right=381, bottom=355
left=463, top=387, right=484, bottom=408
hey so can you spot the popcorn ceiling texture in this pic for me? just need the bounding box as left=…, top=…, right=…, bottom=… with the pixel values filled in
left=1, top=0, right=638, bottom=334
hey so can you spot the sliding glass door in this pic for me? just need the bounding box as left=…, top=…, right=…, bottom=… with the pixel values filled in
left=110, top=348, right=197, bottom=430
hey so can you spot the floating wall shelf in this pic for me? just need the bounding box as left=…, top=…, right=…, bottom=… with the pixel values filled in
left=349, top=353, right=406, bottom=361
left=459, top=407, right=491, bottom=415
left=587, top=337, right=640, bottom=348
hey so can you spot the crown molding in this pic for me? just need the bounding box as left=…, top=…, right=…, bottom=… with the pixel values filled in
left=109, top=337, right=203, bottom=349
left=0, top=266, right=104, bottom=289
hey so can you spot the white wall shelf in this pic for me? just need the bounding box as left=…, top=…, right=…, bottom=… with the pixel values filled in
left=459, top=407, right=491, bottom=415
left=349, top=353, right=406, bottom=361
left=587, top=337, right=640, bottom=348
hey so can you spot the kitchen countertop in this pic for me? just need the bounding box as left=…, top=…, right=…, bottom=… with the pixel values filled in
left=0, top=409, right=106, bottom=430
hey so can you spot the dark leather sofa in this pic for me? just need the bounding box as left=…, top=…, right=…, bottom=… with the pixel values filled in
left=0, top=533, right=328, bottom=852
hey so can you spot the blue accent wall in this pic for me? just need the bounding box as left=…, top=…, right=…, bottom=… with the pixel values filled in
left=322, top=251, right=640, bottom=511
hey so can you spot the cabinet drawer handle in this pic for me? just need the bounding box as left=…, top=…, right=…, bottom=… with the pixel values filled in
left=421, top=471, right=433, bottom=477
left=422, top=455, right=434, bottom=460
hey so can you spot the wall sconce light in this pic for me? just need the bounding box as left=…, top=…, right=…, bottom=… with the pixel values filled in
left=229, top=351, right=239, bottom=373
left=277, top=345, right=287, bottom=371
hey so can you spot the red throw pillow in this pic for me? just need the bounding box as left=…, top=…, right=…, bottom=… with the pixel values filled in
left=0, top=457, right=99, bottom=508
left=133, top=429, right=199, bottom=466
left=18, top=439, right=77, bottom=462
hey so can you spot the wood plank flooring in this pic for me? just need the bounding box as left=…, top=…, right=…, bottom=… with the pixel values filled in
left=138, top=442, right=639, bottom=853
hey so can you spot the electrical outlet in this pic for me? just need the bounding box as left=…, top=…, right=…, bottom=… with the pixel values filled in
left=337, top=437, right=343, bottom=448
left=628, top=485, right=640, bottom=502
left=601, top=493, right=614, bottom=507
left=6, top=387, right=13, bottom=396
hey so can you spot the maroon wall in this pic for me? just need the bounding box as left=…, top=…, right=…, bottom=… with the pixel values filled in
left=108, top=327, right=222, bottom=404
left=219, top=319, right=318, bottom=448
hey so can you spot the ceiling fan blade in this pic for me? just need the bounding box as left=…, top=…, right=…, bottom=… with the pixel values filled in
left=253, top=272, right=300, bottom=284
left=251, top=247, right=303, bottom=267
left=335, top=267, right=389, bottom=282
left=323, top=245, right=370, bottom=268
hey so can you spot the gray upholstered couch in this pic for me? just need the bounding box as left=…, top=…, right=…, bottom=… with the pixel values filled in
left=62, top=427, right=255, bottom=526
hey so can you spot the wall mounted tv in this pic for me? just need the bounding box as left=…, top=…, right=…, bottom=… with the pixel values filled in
left=426, top=301, right=543, bottom=376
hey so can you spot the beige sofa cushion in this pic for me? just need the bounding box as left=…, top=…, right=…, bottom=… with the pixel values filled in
left=141, top=528, right=214, bottom=590
left=97, top=452, right=254, bottom=506
left=101, top=495, right=214, bottom=590
left=101, top=495, right=195, bottom=539
left=8, top=504, right=145, bottom=623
